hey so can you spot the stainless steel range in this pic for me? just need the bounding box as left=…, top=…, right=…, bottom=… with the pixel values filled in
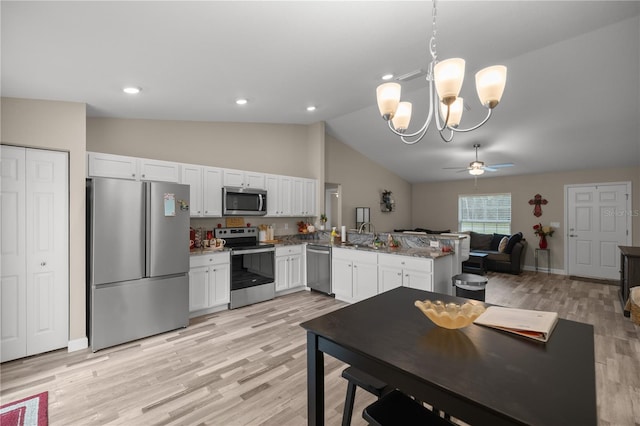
left=214, top=227, right=275, bottom=309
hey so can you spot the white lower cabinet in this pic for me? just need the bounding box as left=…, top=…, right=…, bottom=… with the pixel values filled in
left=189, top=252, right=230, bottom=314
left=332, top=248, right=378, bottom=303
left=275, top=245, right=304, bottom=292
left=378, top=253, right=433, bottom=292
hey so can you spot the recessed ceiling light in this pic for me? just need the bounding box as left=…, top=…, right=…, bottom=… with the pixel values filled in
left=306, top=106, right=316, bottom=112
left=381, top=74, right=394, bottom=81
left=236, top=98, right=248, bottom=105
left=123, top=87, right=141, bottom=94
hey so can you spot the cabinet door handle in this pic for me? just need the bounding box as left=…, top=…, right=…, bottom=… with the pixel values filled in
left=41, top=261, right=47, bottom=266
left=142, top=174, right=145, bottom=178
left=132, top=173, right=136, bottom=177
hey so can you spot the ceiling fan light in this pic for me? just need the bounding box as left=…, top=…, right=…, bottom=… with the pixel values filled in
left=440, top=97, right=464, bottom=127
left=476, top=65, right=507, bottom=109
left=469, top=167, right=485, bottom=176
left=434, top=58, right=465, bottom=105
left=391, top=102, right=412, bottom=132
left=376, top=82, right=401, bottom=120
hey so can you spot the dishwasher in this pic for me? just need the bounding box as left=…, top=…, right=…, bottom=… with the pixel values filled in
left=306, top=244, right=332, bottom=295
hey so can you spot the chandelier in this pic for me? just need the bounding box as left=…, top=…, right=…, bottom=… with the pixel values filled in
left=375, top=0, right=507, bottom=145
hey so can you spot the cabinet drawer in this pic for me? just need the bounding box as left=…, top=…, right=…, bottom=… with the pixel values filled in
left=190, top=251, right=230, bottom=268
left=378, top=253, right=432, bottom=272
left=276, top=245, right=303, bottom=256
left=332, top=247, right=377, bottom=265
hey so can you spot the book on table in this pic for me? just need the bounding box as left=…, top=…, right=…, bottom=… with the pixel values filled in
left=473, top=306, right=559, bottom=342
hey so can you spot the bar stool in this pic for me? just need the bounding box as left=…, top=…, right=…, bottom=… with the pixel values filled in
left=341, top=367, right=391, bottom=426
left=363, top=390, right=455, bottom=426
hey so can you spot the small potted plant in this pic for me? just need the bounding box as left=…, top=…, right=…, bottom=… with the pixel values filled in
left=320, top=213, right=327, bottom=230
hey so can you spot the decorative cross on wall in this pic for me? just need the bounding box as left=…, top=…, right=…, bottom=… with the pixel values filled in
left=528, top=193, right=548, bottom=217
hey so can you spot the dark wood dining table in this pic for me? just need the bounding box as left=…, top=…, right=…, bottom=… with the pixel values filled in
left=300, top=287, right=597, bottom=426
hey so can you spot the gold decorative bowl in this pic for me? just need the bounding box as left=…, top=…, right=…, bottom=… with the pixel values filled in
left=414, top=299, right=486, bottom=329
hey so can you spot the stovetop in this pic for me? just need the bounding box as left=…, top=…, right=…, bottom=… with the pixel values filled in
left=214, top=227, right=274, bottom=251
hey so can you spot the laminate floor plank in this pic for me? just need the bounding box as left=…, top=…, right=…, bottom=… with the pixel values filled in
left=1, top=273, right=638, bottom=425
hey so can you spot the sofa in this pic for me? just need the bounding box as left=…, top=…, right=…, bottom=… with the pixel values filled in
left=464, top=231, right=527, bottom=275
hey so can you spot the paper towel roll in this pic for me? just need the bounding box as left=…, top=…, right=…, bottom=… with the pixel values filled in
left=341, top=225, right=346, bottom=242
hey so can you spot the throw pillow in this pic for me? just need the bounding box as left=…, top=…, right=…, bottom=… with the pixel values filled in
left=491, top=233, right=509, bottom=251
left=504, top=232, right=523, bottom=254
left=498, top=236, right=509, bottom=253
left=469, top=231, right=492, bottom=250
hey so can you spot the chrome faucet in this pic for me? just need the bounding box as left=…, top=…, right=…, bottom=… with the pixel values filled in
left=358, top=222, right=376, bottom=235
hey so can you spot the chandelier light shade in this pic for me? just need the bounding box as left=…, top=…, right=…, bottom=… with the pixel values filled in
left=475, top=65, right=507, bottom=108
left=434, top=58, right=465, bottom=105
left=376, top=83, right=401, bottom=120
left=391, top=102, right=413, bottom=132
left=375, top=0, right=507, bottom=145
left=439, top=97, right=464, bottom=128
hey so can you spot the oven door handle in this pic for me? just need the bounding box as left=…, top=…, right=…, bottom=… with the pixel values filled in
left=232, top=247, right=275, bottom=255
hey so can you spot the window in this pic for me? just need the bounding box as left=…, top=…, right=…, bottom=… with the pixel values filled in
left=459, top=193, right=511, bottom=234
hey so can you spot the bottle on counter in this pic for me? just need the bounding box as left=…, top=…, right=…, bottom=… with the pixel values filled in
left=330, top=227, right=338, bottom=244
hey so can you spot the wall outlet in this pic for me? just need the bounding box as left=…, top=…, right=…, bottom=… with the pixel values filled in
left=284, top=223, right=288, bottom=230
left=550, top=222, right=560, bottom=228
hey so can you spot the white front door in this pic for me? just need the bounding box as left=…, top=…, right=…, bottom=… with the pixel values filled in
left=566, top=183, right=631, bottom=280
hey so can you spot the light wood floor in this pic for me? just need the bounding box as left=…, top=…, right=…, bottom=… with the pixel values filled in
left=1, top=272, right=638, bottom=425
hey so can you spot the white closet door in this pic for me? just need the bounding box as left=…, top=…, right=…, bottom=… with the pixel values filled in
left=1, top=146, right=28, bottom=361
left=25, top=148, right=69, bottom=355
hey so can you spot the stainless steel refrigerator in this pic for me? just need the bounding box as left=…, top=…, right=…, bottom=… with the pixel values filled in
left=87, top=178, right=190, bottom=351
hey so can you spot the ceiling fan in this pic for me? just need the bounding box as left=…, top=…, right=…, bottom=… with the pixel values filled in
left=444, top=144, right=514, bottom=176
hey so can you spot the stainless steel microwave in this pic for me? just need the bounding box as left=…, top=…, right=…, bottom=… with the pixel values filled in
left=223, top=187, right=267, bottom=216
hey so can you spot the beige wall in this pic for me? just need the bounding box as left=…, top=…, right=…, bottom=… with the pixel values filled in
left=412, top=167, right=640, bottom=272
left=1, top=97, right=87, bottom=342
left=87, top=117, right=318, bottom=178
left=325, top=133, right=411, bottom=233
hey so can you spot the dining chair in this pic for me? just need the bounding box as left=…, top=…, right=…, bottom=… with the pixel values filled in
left=340, top=367, right=392, bottom=426
left=362, top=390, right=455, bottom=426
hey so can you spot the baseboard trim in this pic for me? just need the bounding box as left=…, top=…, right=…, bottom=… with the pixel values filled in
left=68, top=337, right=88, bottom=352
left=568, top=275, right=618, bottom=286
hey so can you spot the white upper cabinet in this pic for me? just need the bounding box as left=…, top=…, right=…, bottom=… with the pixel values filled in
left=265, top=174, right=292, bottom=217
left=181, top=164, right=204, bottom=217
left=223, top=168, right=265, bottom=189
left=203, top=167, right=223, bottom=217
left=87, top=152, right=138, bottom=180
left=139, top=158, right=181, bottom=183
left=88, top=153, right=180, bottom=183
left=292, top=177, right=317, bottom=217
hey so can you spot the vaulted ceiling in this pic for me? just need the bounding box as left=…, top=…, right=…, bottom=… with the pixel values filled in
left=2, top=1, right=639, bottom=183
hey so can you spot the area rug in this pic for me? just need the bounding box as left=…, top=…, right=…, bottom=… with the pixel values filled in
left=0, top=392, right=48, bottom=426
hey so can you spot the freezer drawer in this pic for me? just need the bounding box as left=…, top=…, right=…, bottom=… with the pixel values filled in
left=90, top=274, right=188, bottom=351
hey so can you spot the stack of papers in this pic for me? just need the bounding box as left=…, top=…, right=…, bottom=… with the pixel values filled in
left=473, top=306, right=559, bottom=342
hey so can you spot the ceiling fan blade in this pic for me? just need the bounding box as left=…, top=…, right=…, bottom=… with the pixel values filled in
left=484, top=167, right=498, bottom=172
left=485, top=163, right=514, bottom=168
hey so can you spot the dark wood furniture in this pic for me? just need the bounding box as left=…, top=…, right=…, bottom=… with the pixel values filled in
left=301, top=287, right=597, bottom=426
left=462, top=252, right=488, bottom=275
left=340, top=367, right=390, bottom=426
left=363, top=390, right=453, bottom=426
left=619, top=246, right=640, bottom=317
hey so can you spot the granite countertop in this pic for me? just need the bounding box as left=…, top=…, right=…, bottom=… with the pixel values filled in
left=190, top=247, right=231, bottom=256
left=275, top=238, right=453, bottom=259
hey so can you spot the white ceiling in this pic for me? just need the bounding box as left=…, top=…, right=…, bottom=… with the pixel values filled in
left=2, top=1, right=639, bottom=183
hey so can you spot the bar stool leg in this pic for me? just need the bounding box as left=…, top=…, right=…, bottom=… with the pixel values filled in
left=342, top=382, right=357, bottom=426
